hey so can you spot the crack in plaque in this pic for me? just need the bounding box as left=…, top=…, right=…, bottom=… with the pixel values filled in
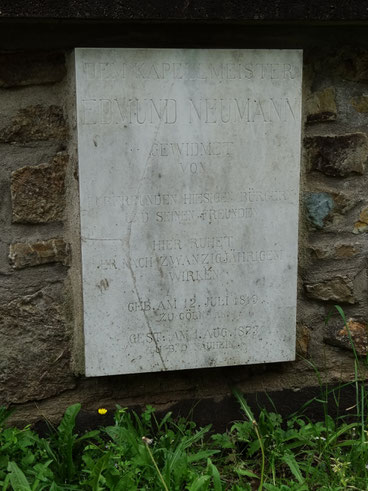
left=124, top=87, right=174, bottom=371
left=125, top=255, right=167, bottom=370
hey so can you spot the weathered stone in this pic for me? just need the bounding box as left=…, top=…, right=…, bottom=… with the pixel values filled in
left=76, top=48, right=303, bottom=376
left=306, top=87, right=337, bottom=123
left=296, top=325, right=310, bottom=357
left=305, top=188, right=357, bottom=229
left=305, top=276, right=355, bottom=304
left=331, top=191, right=357, bottom=215
left=309, top=243, right=359, bottom=260
left=337, top=48, right=368, bottom=82
left=0, top=42, right=365, bottom=427
left=351, top=95, right=368, bottom=113
left=353, top=207, right=368, bottom=234
left=353, top=223, right=368, bottom=234
left=304, top=192, right=334, bottom=228
left=9, top=239, right=70, bottom=269
left=0, top=105, right=68, bottom=143
left=0, top=52, right=66, bottom=88
left=359, top=207, right=368, bottom=223
left=0, top=287, right=75, bottom=404
left=11, top=152, right=67, bottom=223
left=335, top=244, right=359, bottom=258
left=325, top=318, right=368, bottom=357
left=305, top=189, right=360, bottom=230
left=305, top=133, right=368, bottom=177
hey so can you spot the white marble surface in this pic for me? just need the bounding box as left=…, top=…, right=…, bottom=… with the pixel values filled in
left=75, top=48, right=303, bottom=376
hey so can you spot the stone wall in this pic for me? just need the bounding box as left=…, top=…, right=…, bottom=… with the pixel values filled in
left=0, top=47, right=367, bottom=426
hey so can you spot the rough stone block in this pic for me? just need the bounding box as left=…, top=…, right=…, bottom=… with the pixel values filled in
left=0, top=287, right=75, bottom=404
left=304, top=192, right=334, bottom=228
left=296, top=325, right=310, bottom=357
left=305, top=133, right=368, bottom=177
left=351, top=95, right=368, bottom=113
left=309, top=243, right=359, bottom=260
left=11, top=152, right=67, bottom=223
left=324, top=318, right=368, bottom=357
left=0, top=52, right=66, bottom=88
left=337, top=48, right=368, bottom=82
left=0, top=105, right=68, bottom=143
left=335, top=244, right=360, bottom=258
left=306, top=87, right=337, bottom=123
left=353, top=207, right=368, bottom=234
left=305, top=276, right=355, bottom=304
left=331, top=190, right=358, bottom=215
left=9, top=239, right=70, bottom=269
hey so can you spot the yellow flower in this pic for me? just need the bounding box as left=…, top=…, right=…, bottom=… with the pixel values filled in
left=98, top=408, right=107, bottom=415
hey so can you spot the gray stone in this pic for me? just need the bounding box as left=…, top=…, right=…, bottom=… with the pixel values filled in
left=0, top=286, right=75, bottom=404
left=351, top=95, right=368, bottom=113
left=304, top=192, right=334, bottom=228
left=306, top=87, right=337, bottom=123
left=9, top=239, right=70, bottom=269
left=75, top=48, right=303, bottom=376
left=305, top=133, right=368, bottom=177
left=0, top=104, right=68, bottom=143
left=0, top=52, right=66, bottom=88
left=337, top=48, right=368, bottom=82
left=11, top=152, right=67, bottom=223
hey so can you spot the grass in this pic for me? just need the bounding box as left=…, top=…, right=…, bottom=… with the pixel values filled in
left=1, top=305, right=367, bottom=490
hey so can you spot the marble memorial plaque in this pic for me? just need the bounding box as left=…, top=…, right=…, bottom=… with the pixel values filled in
left=75, top=48, right=303, bottom=376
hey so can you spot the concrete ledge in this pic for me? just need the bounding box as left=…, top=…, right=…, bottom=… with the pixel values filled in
left=1, top=0, right=368, bottom=22
left=1, top=24, right=368, bottom=51
left=31, top=384, right=360, bottom=434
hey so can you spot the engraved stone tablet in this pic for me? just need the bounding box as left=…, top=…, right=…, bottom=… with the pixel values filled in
left=75, top=48, right=303, bottom=376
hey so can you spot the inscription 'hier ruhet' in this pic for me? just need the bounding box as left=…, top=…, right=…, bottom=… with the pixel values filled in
left=75, top=48, right=303, bottom=377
